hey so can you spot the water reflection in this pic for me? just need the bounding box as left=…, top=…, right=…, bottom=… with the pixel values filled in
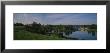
left=62, top=29, right=97, bottom=40
left=87, top=30, right=96, bottom=36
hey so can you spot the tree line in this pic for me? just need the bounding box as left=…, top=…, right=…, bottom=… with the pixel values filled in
left=14, top=22, right=97, bottom=35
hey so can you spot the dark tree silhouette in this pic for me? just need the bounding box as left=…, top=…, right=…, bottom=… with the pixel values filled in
left=14, top=23, right=24, bottom=26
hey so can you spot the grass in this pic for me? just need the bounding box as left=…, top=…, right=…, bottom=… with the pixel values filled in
left=14, top=26, right=96, bottom=40
left=14, top=26, right=65, bottom=40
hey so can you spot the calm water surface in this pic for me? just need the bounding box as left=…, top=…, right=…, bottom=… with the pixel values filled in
left=63, top=31, right=97, bottom=40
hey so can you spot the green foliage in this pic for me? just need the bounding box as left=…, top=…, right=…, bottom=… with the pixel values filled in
left=14, top=30, right=65, bottom=40
left=88, top=24, right=97, bottom=29
left=14, top=22, right=97, bottom=40
left=14, top=23, right=24, bottom=26
left=23, top=22, right=76, bottom=35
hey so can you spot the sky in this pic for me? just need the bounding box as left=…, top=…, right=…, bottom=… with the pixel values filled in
left=13, top=13, right=97, bottom=25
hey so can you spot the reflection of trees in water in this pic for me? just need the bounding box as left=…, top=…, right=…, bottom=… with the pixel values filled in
left=59, top=25, right=97, bottom=39
left=63, top=28, right=96, bottom=37
left=65, top=31, right=72, bottom=35
left=87, top=30, right=96, bottom=36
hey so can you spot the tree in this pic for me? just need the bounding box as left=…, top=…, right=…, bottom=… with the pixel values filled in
left=88, top=24, right=97, bottom=29
left=14, top=23, right=24, bottom=26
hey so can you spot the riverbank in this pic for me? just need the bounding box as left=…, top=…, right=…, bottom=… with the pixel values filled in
left=14, top=25, right=97, bottom=40
left=14, top=30, right=67, bottom=40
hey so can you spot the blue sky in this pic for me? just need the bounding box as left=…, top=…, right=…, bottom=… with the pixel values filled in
left=14, top=13, right=97, bottom=25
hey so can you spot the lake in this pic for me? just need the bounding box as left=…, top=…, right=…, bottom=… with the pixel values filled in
left=63, top=31, right=97, bottom=40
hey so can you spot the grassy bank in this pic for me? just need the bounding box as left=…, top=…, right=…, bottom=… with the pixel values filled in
left=14, top=29, right=65, bottom=40
left=14, top=25, right=96, bottom=40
